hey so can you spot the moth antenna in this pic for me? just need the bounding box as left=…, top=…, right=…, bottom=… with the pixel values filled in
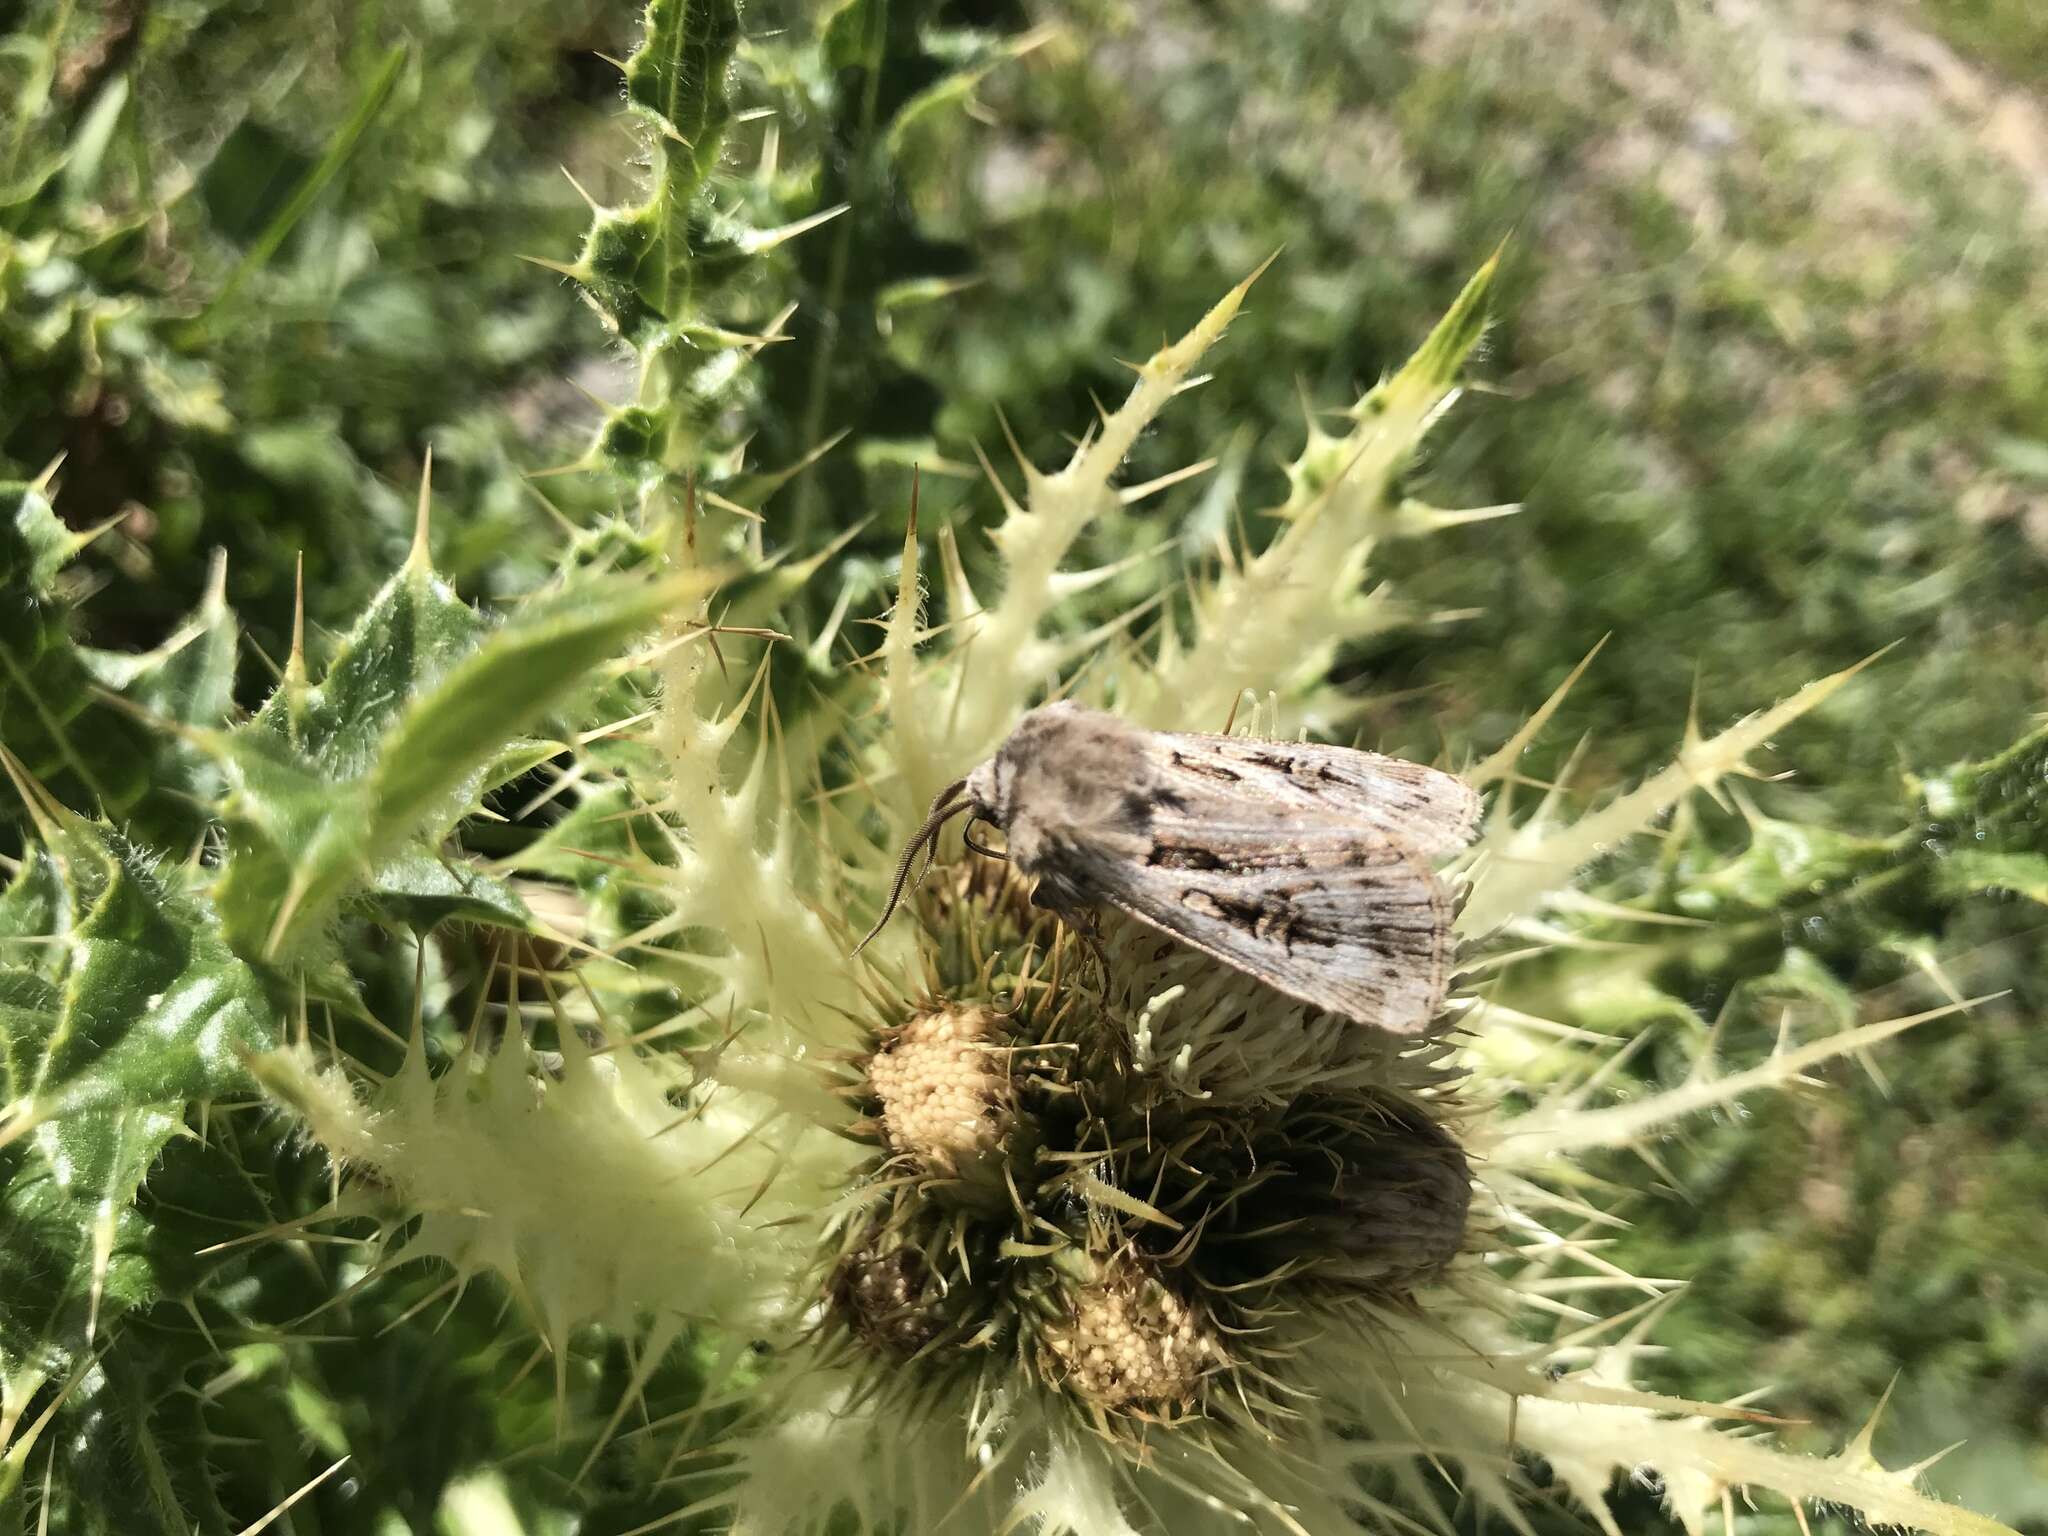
left=851, top=779, right=972, bottom=956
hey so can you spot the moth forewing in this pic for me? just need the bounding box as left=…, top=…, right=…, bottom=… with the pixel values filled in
left=1079, top=814, right=1457, bottom=1034
left=1148, top=732, right=1481, bottom=855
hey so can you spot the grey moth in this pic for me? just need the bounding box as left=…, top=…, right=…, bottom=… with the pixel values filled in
left=859, top=701, right=1480, bottom=1035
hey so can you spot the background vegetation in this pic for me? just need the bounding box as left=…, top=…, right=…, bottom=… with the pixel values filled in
left=1, top=0, right=2043, bottom=1529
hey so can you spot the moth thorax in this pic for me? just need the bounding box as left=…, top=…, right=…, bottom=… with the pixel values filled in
left=1041, top=1261, right=1218, bottom=1412
left=830, top=1242, right=943, bottom=1360
left=866, top=1005, right=1006, bottom=1168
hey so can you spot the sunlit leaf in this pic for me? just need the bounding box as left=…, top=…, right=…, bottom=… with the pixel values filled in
left=359, top=849, right=532, bottom=931
left=215, top=570, right=689, bottom=957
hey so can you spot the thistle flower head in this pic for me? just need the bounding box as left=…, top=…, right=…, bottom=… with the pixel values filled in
left=809, top=858, right=1484, bottom=1458
left=258, top=258, right=2010, bottom=1536
left=828, top=1236, right=947, bottom=1360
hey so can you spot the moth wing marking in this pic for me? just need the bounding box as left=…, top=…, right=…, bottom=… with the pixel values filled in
left=1148, top=733, right=1481, bottom=855
left=1068, top=823, right=1455, bottom=1034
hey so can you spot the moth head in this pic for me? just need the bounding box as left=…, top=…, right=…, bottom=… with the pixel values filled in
left=852, top=702, right=1105, bottom=956
left=963, top=754, right=1004, bottom=824
left=971, top=698, right=1109, bottom=825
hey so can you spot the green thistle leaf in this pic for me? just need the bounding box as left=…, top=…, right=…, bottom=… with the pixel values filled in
left=1, top=478, right=71, bottom=590
left=361, top=575, right=686, bottom=844
left=253, top=553, right=485, bottom=766
left=0, top=823, right=278, bottom=1367
left=0, top=481, right=154, bottom=831
left=625, top=0, right=741, bottom=187
left=82, top=591, right=238, bottom=737
left=356, top=849, right=532, bottom=931
left=1935, top=849, right=2048, bottom=905
left=214, top=567, right=687, bottom=957
left=1358, top=242, right=1500, bottom=417
left=574, top=0, right=743, bottom=348
left=1922, top=719, right=2048, bottom=849
left=1, top=486, right=245, bottom=851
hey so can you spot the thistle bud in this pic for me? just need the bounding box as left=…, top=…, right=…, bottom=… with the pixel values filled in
left=830, top=1240, right=943, bottom=1360
left=1280, top=1107, right=1474, bottom=1290
left=1041, top=1260, right=1218, bottom=1413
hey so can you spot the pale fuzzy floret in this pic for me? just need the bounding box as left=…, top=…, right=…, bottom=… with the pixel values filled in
left=867, top=1004, right=1004, bottom=1163
left=1105, top=914, right=1458, bottom=1105
left=1040, top=1265, right=1217, bottom=1410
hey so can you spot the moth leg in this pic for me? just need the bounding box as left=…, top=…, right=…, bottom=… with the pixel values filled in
left=1063, top=905, right=1110, bottom=982
left=1081, top=926, right=1111, bottom=988
left=1039, top=906, right=1107, bottom=990
left=1022, top=869, right=1110, bottom=973
left=962, top=815, right=1009, bottom=861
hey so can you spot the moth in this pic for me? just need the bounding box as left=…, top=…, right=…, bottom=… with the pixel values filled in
left=857, top=701, right=1481, bottom=1034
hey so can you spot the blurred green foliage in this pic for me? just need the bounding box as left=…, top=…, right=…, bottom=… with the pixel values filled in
left=0, top=0, right=626, bottom=665
left=1, top=366, right=696, bottom=1536
left=864, top=0, right=2047, bottom=804
left=1928, top=0, right=2048, bottom=74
